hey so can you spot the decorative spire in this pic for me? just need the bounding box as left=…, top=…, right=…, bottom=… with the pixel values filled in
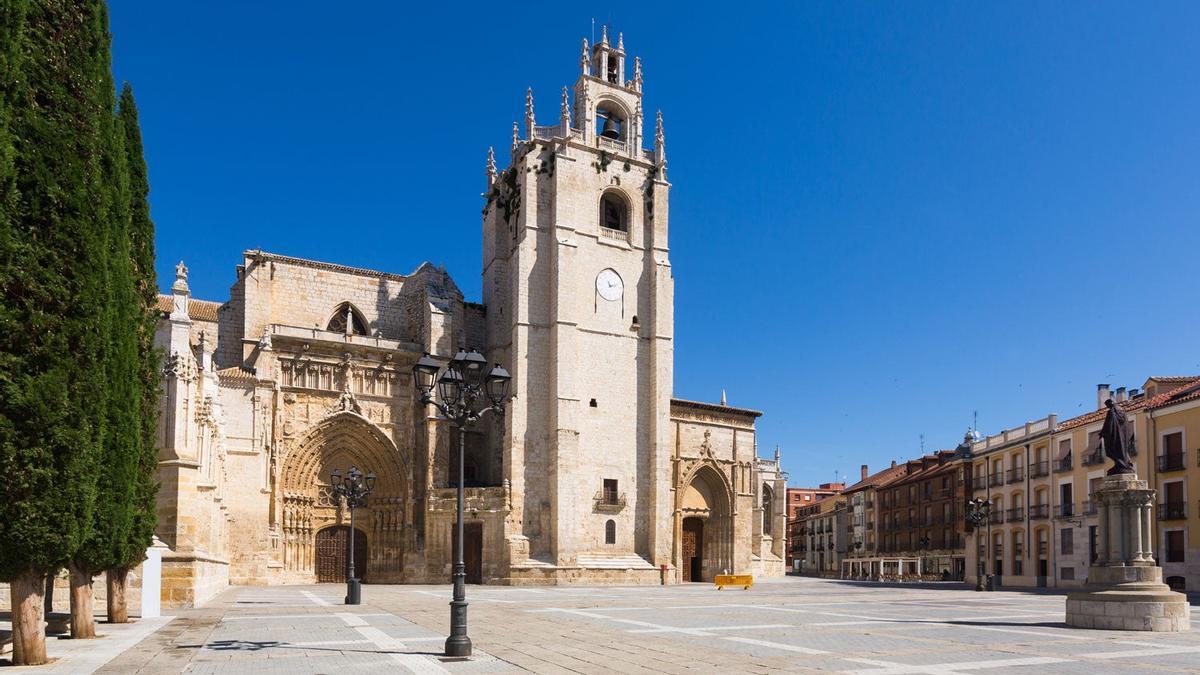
left=172, top=260, right=190, bottom=294
left=486, top=146, right=496, bottom=185
left=580, top=38, right=590, bottom=75
left=560, top=86, right=571, bottom=131
left=617, top=32, right=624, bottom=50
left=655, top=110, right=667, bottom=179
left=525, top=87, right=536, bottom=138
left=511, top=121, right=519, bottom=154
left=633, top=56, right=643, bottom=90
left=601, top=24, right=608, bottom=45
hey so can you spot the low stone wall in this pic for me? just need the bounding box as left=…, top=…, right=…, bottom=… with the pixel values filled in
left=161, top=552, right=229, bottom=608
left=506, top=566, right=665, bottom=586
left=0, top=564, right=145, bottom=615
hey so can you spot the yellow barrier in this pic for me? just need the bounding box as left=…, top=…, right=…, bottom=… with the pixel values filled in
left=714, top=574, right=753, bottom=590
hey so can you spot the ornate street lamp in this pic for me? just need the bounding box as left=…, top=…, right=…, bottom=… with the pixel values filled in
left=413, top=349, right=510, bottom=658
left=330, top=465, right=376, bottom=605
left=965, top=498, right=991, bottom=592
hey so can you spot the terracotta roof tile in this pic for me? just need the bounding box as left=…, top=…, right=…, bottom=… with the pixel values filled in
left=1053, top=377, right=1200, bottom=431
left=843, top=463, right=908, bottom=493
left=217, top=366, right=257, bottom=384
left=1145, top=379, right=1200, bottom=411
left=156, top=294, right=222, bottom=322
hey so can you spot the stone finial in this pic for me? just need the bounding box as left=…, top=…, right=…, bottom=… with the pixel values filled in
left=486, top=146, right=496, bottom=185
left=172, top=260, right=190, bottom=294
left=775, top=445, right=781, bottom=464
left=580, top=38, right=590, bottom=75
left=655, top=110, right=667, bottom=179
left=633, top=56, right=643, bottom=90
left=617, top=32, right=624, bottom=50
left=525, top=88, right=536, bottom=138
left=259, top=327, right=272, bottom=351
left=511, top=121, right=519, bottom=154
left=601, top=24, right=608, bottom=45
left=560, top=86, right=571, bottom=131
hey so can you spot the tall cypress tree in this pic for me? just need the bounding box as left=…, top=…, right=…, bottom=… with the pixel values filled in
left=0, top=0, right=111, bottom=663
left=106, top=83, right=160, bottom=624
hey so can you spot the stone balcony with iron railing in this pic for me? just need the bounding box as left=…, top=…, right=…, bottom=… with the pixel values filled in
left=594, top=491, right=627, bottom=513
left=989, top=473, right=1005, bottom=488
left=1029, top=461, right=1050, bottom=478
left=1157, top=502, right=1187, bottom=521
left=1028, top=504, right=1050, bottom=520
left=1157, top=452, right=1187, bottom=473
left=988, top=511, right=1004, bottom=525
left=1006, top=507, right=1024, bottom=522
left=1082, top=500, right=1098, bottom=515
left=1082, top=449, right=1106, bottom=466
left=1054, top=455, right=1073, bottom=473
left=1055, top=503, right=1076, bottom=519
left=1007, top=467, right=1025, bottom=484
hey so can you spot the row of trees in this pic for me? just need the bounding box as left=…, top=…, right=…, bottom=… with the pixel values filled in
left=0, top=1, right=160, bottom=666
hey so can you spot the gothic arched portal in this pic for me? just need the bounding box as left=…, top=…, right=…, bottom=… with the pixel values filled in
left=281, top=411, right=409, bottom=583
left=676, top=463, right=733, bottom=582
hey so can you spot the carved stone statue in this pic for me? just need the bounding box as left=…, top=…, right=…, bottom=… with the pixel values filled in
left=1099, top=398, right=1135, bottom=475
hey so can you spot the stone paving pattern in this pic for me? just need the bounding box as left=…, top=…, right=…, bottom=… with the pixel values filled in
left=93, top=576, right=1200, bottom=674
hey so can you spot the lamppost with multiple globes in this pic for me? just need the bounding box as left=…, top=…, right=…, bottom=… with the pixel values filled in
left=965, top=498, right=991, bottom=592
left=330, top=465, right=376, bottom=605
left=412, top=348, right=510, bottom=659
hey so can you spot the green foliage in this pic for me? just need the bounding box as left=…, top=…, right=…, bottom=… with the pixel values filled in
left=592, top=150, right=613, bottom=173
left=0, top=0, right=112, bottom=580
left=118, top=83, right=160, bottom=568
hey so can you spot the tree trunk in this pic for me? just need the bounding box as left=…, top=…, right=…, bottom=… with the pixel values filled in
left=11, top=569, right=48, bottom=665
left=106, top=567, right=129, bottom=623
left=68, top=561, right=96, bottom=639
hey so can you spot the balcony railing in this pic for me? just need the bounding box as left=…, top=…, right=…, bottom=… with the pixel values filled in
left=1157, top=453, right=1186, bottom=473
left=1006, top=507, right=1024, bottom=522
left=1007, top=468, right=1025, bottom=484
left=1038, top=541, right=1048, bottom=556
left=1055, top=455, right=1073, bottom=473
left=1028, top=504, right=1050, bottom=520
left=1082, top=500, right=1097, bottom=515
left=1158, top=502, right=1187, bottom=520
left=988, top=511, right=1004, bottom=525
left=989, top=474, right=1005, bottom=487
left=1055, top=503, right=1076, bottom=518
left=1082, top=449, right=1105, bottom=466
left=1029, top=461, right=1050, bottom=478
left=593, top=491, right=627, bottom=511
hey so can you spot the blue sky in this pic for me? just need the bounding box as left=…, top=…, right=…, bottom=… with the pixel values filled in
left=109, top=2, right=1200, bottom=487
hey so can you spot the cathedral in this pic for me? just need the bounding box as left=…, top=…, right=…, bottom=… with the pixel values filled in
left=154, top=30, right=786, bottom=607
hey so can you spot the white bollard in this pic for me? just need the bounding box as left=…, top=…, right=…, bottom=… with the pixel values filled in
left=140, top=537, right=168, bottom=619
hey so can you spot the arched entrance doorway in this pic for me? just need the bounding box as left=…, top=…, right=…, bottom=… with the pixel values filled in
left=280, top=411, right=408, bottom=583
left=315, top=525, right=368, bottom=583
left=677, top=464, right=733, bottom=583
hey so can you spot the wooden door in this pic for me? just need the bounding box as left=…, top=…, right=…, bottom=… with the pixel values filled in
left=682, top=518, right=704, bottom=582
left=452, top=522, right=484, bottom=584
left=316, top=526, right=368, bottom=583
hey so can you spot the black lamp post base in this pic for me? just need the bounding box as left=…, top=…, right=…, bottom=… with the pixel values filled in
left=445, top=634, right=472, bottom=658
left=345, top=578, right=362, bottom=605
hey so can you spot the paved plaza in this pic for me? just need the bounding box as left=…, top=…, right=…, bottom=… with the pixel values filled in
left=67, top=577, right=1200, bottom=673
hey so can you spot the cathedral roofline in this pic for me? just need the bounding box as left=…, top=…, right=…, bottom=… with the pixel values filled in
left=155, top=294, right=222, bottom=322
left=671, top=397, right=763, bottom=419
left=244, top=249, right=413, bottom=283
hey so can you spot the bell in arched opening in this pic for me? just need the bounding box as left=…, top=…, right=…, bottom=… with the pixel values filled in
left=600, top=113, right=621, bottom=140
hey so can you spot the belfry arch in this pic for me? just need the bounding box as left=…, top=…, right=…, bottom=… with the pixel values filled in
left=676, top=463, right=734, bottom=582
left=280, top=411, right=410, bottom=583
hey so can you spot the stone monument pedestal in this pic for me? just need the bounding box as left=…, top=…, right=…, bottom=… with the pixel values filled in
left=1066, top=474, right=1190, bottom=631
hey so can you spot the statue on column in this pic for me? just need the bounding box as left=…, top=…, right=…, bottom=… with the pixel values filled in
left=1099, top=398, right=1135, bottom=476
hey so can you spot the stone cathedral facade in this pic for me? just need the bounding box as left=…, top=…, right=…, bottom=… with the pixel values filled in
left=154, top=31, right=786, bottom=607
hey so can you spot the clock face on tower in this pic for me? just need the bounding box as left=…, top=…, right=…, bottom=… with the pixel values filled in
left=596, top=269, right=623, bottom=301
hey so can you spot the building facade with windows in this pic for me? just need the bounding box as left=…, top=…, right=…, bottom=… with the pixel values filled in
left=148, top=31, right=787, bottom=607
left=785, top=483, right=843, bottom=570
left=966, top=377, right=1200, bottom=591
left=875, top=451, right=969, bottom=580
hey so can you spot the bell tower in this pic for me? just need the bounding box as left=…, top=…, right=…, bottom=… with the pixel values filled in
left=482, top=27, right=674, bottom=576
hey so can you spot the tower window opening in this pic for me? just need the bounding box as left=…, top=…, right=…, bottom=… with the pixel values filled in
left=596, top=106, right=625, bottom=141
left=607, top=58, right=619, bottom=84
left=600, top=192, right=627, bottom=232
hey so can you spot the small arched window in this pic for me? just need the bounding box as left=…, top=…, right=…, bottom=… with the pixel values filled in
left=605, top=519, right=616, bottom=545
left=762, top=487, right=773, bottom=536
left=600, top=191, right=628, bottom=232
left=327, top=302, right=368, bottom=336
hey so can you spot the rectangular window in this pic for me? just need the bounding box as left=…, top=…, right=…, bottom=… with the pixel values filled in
left=1058, top=438, right=1071, bottom=458
left=1165, top=531, right=1185, bottom=563
left=1014, top=559, right=1023, bottom=576
left=603, top=479, right=618, bottom=504
left=1061, top=528, right=1074, bottom=555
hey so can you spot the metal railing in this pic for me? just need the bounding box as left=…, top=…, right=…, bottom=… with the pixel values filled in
left=1029, top=504, right=1050, bottom=520
left=1157, top=502, right=1187, bottom=520
left=1055, top=503, right=1075, bottom=518
left=1029, top=461, right=1050, bottom=478
left=988, top=511, right=1004, bottom=525
left=989, top=473, right=1005, bottom=487
left=1006, top=507, right=1024, bottom=522
left=1055, top=455, right=1073, bottom=473
left=1082, top=449, right=1106, bottom=466
left=1082, top=500, right=1097, bottom=515
left=1007, top=468, right=1025, bottom=484
left=1157, top=453, right=1186, bottom=472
